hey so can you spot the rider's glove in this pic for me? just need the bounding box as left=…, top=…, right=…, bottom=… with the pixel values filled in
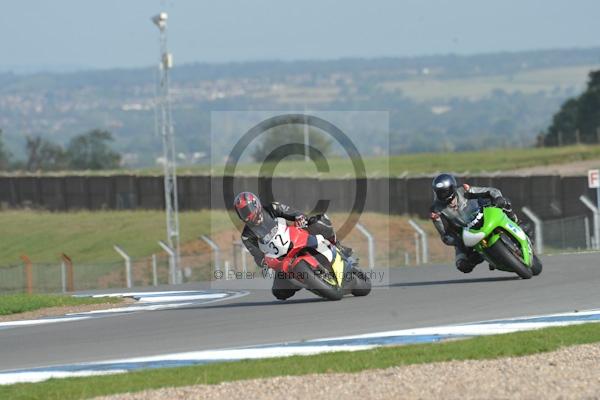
left=493, top=196, right=508, bottom=209
left=259, top=258, right=269, bottom=270
left=295, top=215, right=308, bottom=228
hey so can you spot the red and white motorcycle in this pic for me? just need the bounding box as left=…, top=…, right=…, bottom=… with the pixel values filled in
left=260, top=217, right=371, bottom=300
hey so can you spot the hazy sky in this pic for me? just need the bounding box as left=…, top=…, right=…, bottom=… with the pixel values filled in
left=2, top=0, right=599, bottom=72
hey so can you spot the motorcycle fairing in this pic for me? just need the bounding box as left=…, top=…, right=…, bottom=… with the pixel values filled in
left=463, top=207, right=533, bottom=267
left=258, top=218, right=291, bottom=258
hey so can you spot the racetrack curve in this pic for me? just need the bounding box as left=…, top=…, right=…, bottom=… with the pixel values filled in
left=0, top=252, right=599, bottom=372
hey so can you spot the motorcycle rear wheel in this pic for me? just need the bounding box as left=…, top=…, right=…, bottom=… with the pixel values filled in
left=351, top=267, right=372, bottom=297
left=531, top=255, right=543, bottom=276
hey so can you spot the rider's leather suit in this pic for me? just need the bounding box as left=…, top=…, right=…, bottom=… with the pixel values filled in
left=430, top=184, right=519, bottom=273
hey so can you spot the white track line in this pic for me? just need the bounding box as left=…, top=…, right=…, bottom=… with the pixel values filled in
left=0, top=290, right=246, bottom=330
left=1, top=307, right=599, bottom=385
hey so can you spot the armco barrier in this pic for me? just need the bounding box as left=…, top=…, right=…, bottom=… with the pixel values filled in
left=0, top=174, right=596, bottom=220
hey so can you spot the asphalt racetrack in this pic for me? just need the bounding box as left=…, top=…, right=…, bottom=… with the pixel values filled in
left=0, top=252, right=599, bottom=372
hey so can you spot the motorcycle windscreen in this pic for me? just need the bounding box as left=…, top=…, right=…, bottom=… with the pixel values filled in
left=457, top=199, right=484, bottom=228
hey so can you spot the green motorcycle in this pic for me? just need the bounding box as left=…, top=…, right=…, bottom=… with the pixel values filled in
left=460, top=199, right=542, bottom=279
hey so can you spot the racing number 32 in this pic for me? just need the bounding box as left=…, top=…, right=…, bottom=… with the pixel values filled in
left=269, top=234, right=289, bottom=255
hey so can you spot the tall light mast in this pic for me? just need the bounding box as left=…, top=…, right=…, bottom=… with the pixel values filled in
left=152, top=12, right=180, bottom=283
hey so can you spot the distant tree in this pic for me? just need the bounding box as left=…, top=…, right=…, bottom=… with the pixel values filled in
left=544, top=70, right=600, bottom=146
left=544, top=99, right=579, bottom=146
left=251, top=125, right=332, bottom=162
left=576, top=70, right=600, bottom=141
left=66, top=129, right=121, bottom=170
left=0, top=129, right=11, bottom=170
left=25, top=136, right=68, bottom=171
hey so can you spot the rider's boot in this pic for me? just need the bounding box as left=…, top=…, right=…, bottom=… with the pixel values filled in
left=456, top=251, right=483, bottom=274
left=325, top=233, right=353, bottom=259
left=456, top=258, right=475, bottom=273
left=336, top=241, right=353, bottom=258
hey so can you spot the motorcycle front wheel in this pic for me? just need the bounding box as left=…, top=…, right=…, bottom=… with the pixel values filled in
left=485, top=235, right=533, bottom=279
left=294, top=261, right=343, bottom=301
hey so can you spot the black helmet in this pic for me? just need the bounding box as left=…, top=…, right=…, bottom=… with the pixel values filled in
left=432, top=174, right=458, bottom=203
left=233, top=192, right=263, bottom=225
left=233, top=192, right=277, bottom=238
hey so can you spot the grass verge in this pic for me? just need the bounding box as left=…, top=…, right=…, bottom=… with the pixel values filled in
left=162, top=144, right=600, bottom=177
left=0, top=209, right=230, bottom=265
left=0, top=294, right=122, bottom=316
left=0, top=211, right=450, bottom=267
left=2, top=322, right=600, bottom=399
left=7, top=144, right=600, bottom=177
left=0, top=211, right=450, bottom=291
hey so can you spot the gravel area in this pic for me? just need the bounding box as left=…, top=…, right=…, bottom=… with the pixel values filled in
left=0, top=298, right=134, bottom=323
left=96, top=342, right=600, bottom=400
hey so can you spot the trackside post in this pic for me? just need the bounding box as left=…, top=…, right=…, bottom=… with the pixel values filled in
left=113, top=245, right=132, bottom=289
left=408, top=219, right=429, bottom=264
left=579, top=195, right=600, bottom=250
left=61, top=253, right=74, bottom=292
left=60, top=260, right=67, bottom=293
left=414, top=233, right=421, bottom=265
left=586, top=169, right=600, bottom=249
left=158, top=241, right=178, bottom=285
left=151, top=254, right=158, bottom=287
left=522, top=207, right=543, bottom=254
left=584, top=217, right=591, bottom=249
left=233, top=240, right=248, bottom=273
left=200, top=235, right=221, bottom=275
left=224, top=260, right=230, bottom=280
left=242, top=246, right=249, bottom=273
left=356, top=223, right=375, bottom=270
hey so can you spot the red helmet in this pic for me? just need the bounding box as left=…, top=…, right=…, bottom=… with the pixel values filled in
left=233, top=192, right=263, bottom=225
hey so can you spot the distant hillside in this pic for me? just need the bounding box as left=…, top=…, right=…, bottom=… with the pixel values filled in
left=1, top=47, right=599, bottom=166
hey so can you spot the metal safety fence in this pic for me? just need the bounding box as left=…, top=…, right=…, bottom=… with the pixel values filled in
left=0, top=255, right=215, bottom=294
left=11, top=212, right=596, bottom=294
left=542, top=215, right=591, bottom=252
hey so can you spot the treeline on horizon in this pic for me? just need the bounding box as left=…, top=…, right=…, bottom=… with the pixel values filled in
left=540, top=70, right=600, bottom=146
left=2, top=47, right=599, bottom=87
left=0, top=129, right=121, bottom=171
left=1, top=47, right=600, bottom=167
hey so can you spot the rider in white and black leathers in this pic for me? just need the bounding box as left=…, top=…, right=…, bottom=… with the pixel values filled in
left=233, top=192, right=352, bottom=300
left=430, top=174, right=527, bottom=273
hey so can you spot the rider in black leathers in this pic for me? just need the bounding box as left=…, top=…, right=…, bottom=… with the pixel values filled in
left=233, top=192, right=352, bottom=300
left=430, top=174, right=527, bottom=273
